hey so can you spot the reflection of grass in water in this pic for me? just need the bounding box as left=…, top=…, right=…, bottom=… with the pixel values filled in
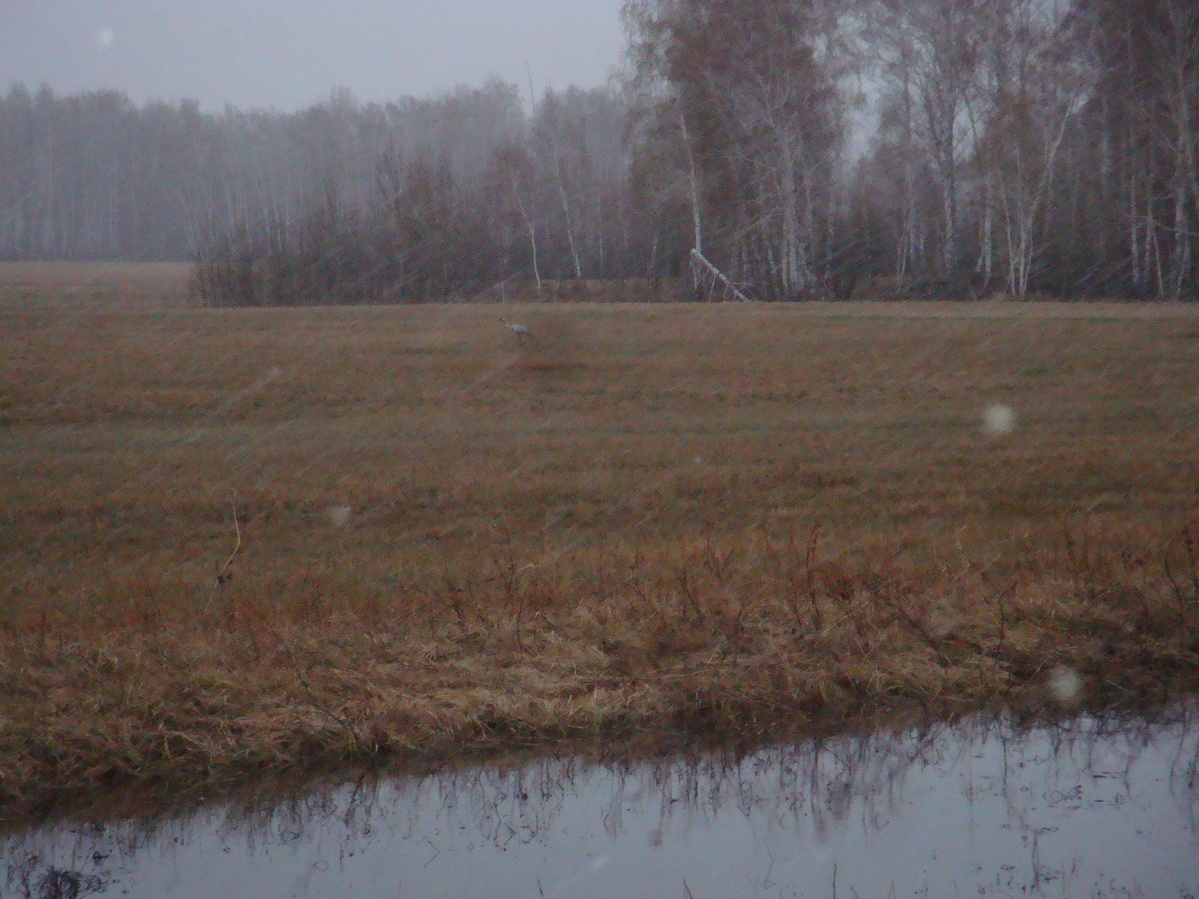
left=3, top=277, right=1199, bottom=817
left=5, top=699, right=1196, bottom=894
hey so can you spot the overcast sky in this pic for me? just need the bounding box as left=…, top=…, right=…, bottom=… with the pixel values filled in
left=0, top=1, right=629, bottom=111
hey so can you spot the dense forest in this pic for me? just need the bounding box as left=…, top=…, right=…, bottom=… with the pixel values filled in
left=2, top=0, right=1197, bottom=302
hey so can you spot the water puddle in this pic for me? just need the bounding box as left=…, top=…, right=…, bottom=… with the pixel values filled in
left=5, top=704, right=1198, bottom=898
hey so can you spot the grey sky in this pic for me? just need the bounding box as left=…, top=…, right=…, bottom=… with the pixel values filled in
left=0, top=1, right=628, bottom=111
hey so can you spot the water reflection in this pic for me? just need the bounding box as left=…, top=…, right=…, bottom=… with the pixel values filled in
left=5, top=703, right=1199, bottom=898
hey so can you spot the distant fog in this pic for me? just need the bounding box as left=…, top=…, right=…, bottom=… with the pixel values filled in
left=3, top=0, right=1197, bottom=303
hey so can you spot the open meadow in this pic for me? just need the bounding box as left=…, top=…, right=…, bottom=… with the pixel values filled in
left=3, top=264, right=1199, bottom=820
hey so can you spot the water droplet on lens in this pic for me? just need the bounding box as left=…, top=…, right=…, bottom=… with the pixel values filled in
left=983, top=404, right=1015, bottom=435
left=1048, top=665, right=1084, bottom=705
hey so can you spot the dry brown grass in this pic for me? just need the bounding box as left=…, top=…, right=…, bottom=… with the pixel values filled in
left=0, top=261, right=191, bottom=310
left=3, top=265, right=1199, bottom=819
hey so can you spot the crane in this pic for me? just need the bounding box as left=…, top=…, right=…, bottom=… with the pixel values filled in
left=500, top=317, right=532, bottom=342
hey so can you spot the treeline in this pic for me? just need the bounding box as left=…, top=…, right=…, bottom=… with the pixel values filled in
left=3, top=0, right=1198, bottom=302
left=628, top=0, right=1199, bottom=301
left=0, top=80, right=650, bottom=304
left=192, top=82, right=652, bottom=306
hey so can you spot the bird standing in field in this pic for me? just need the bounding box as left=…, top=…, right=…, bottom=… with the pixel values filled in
left=500, top=317, right=532, bottom=343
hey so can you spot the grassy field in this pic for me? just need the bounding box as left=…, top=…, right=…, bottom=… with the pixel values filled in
left=3, top=263, right=1199, bottom=820
left=0, top=261, right=191, bottom=309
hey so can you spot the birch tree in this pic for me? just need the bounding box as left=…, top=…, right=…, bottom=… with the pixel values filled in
left=870, top=0, right=987, bottom=282
left=978, top=0, right=1094, bottom=296
left=625, top=0, right=847, bottom=300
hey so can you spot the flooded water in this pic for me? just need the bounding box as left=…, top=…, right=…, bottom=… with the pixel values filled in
left=4, top=705, right=1198, bottom=899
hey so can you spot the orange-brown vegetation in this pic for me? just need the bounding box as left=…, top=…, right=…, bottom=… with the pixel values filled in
left=0, top=261, right=191, bottom=310
left=2, top=266, right=1199, bottom=819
